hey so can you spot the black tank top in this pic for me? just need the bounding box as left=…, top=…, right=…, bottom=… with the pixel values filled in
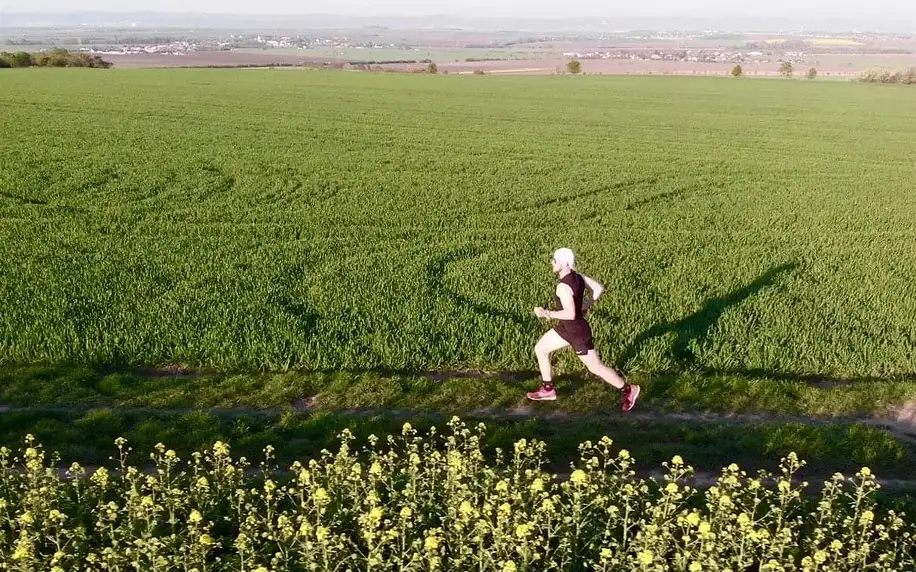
left=553, top=271, right=586, bottom=321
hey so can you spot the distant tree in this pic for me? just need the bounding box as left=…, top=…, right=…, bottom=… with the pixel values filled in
left=46, top=53, right=69, bottom=67
left=904, top=66, right=916, bottom=85
left=0, top=47, right=111, bottom=70
left=426, top=62, right=437, bottom=74
left=31, top=52, right=48, bottom=67
left=567, top=59, right=582, bottom=74
left=806, top=67, right=818, bottom=80
left=731, top=64, right=743, bottom=77
left=780, top=61, right=794, bottom=78
left=9, top=51, right=33, bottom=68
left=473, top=69, right=486, bottom=75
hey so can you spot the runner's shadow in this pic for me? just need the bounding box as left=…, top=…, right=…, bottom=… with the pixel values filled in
left=270, top=261, right=320, bottom=333
left=618, top=262, right=798, bottom=371
left=425, top=247, right=534, bottom=329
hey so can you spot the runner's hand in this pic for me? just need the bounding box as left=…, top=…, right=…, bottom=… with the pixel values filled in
left=534, top=307, right=547, bottom=318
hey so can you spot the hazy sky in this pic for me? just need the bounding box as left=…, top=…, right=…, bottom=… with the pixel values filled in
left=5, top=0, right=916, bottom=20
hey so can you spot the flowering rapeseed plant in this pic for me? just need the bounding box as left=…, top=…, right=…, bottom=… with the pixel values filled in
left=0, top=418, right=913, bottom=570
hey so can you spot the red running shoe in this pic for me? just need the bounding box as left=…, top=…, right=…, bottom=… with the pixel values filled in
left=526, top=385, right=557, bottom=401
left=621, top=384, right=641, bottom=412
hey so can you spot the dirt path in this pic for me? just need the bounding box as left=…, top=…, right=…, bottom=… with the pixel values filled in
left=4, top=400, right=916, bottom=490
left=3, top=399, right=915, bottom=445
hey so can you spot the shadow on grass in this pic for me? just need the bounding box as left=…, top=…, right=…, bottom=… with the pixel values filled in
left=617, top=262, right=799, bottom=370
left=2, top=408, right=915, bottom=487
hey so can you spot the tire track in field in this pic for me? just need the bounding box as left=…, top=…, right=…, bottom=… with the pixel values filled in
left=425, top=246, right=534, bottom=329
left=0, top=191, right=48, bottom=206
left=485, top=176, right=658, bottom=218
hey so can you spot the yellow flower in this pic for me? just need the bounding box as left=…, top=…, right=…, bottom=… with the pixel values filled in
left=778, top=481, right=791, bottom=494
left=600, top=548, right=613, bottom=560
left=447, top=452, right=464, bottom=472
left=728, top=463, right=739, bottom=472
left=316, top=526, right=329, bottom=540
left=253, top=567, right=268, bottom=572
left=685, top=512, right=700, bottom=527
left=515, top=523, right=532, bottom=539
left=314, top=488, right=329, bottom=503
left=502, top=562, right=517, bottom=572
left=814, top=550, right=827, bottom=564
left=498, top=502, right=511, bottom=516
left=737, top=513, right=751, bottom=527
left=369, top=461, right=383, bottom=476
left=619, top=449, right=631, bottom=459
left=91, top=467, right=110, bottom=486
left=459, top=501, right=474, bottom=517
left=11, top=538, right=33, bottom=561
left=637, top=550, right=654, bottom=565
left=830, top=539, right=843, bottom=551
left=698, top=522, right=711, bottom=534
left=666, top=482, right=679, bottom=494
left=859, top=467, right=872, bottom=478
left=213, top=441, right=230, bottom=457
left=424, top=535, right=440, bottom=551
left=400, top=507, right=413, bottom=520
left=861, top=510, right=875, bottom=523
left=690, top=563, right=703, bottom=572
left=530, top=478, right=544, bottom=492
left=19, top=511, right=34, bottom=525
left=570, top=470, right=588, bottom=485
left=369, top=507, right=384, bottom=520
left=189, top=510, right=203, bottom=524
left=671, top=455, right=683, bottom=465
left=199, top=534, right=215, bottom=546
left=496, top=480, right=509, bottom=492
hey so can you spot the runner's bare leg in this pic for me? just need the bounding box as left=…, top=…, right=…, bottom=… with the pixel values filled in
left=577, top=350, right=626, bottom=390
left=534, top=329, right=569, bottom=385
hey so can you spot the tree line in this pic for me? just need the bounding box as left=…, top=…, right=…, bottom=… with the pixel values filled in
left=0, top=48, right=112, bottom=69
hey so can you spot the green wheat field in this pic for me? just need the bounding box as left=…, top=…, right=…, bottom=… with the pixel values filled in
left=3, top=69, right=916, bottom=375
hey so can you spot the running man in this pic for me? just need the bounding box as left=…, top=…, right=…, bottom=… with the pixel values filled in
left=527, top=247, right=641, bottom=411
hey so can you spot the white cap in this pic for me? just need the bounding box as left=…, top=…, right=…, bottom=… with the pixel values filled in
left=552, top=247, right=575, bottom=268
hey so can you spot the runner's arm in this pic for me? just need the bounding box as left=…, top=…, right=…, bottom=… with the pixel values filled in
left=579, top=273, right=604, bottom=313
left=580, top=273, right=605, bottom=300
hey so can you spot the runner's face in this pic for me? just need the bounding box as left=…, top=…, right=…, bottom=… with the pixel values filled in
left=550, top=257, right=561, bottom=274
